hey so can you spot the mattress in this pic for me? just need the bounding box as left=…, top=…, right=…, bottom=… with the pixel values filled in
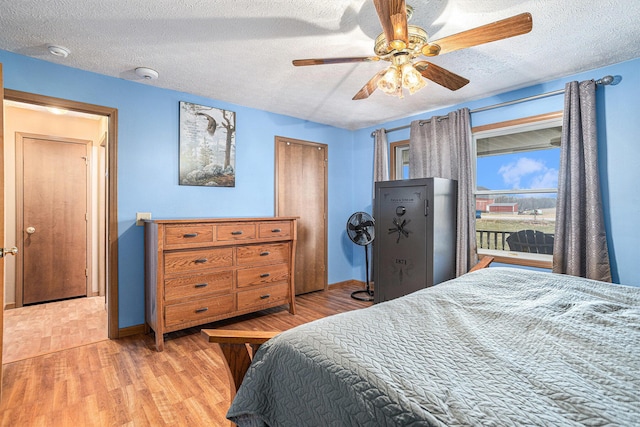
left=228, top=267, right=640, bottom=426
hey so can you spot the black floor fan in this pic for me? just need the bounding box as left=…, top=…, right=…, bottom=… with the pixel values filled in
left=346, top=212, right=375, bottom=301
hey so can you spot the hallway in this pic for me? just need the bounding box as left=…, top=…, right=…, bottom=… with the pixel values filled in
left=3, top=296, right=107, bottom=364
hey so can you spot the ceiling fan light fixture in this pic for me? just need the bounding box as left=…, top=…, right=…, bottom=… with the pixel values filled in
left=377, top=66, right=399, bottom=93
left=401, top=63, right=426, bottom=94
left=377, top=65, right=401, bottom=96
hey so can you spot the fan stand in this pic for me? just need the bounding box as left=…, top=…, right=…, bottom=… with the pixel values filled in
left=351, top=244, right=374, bottom=302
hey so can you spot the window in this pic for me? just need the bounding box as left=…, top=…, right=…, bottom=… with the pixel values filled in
left=389, top=140, right=409, bottom=180
left=473, top=112, right=562, bottom=268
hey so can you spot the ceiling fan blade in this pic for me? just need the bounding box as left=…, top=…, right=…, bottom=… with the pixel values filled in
left=353, top=69, right=387, bottom=100
left=293, top=56, right=379, bottom=66
left=424, top=12, right=533, bottom=56
left=373, top=0, right=409, bottom=50
left=413, top=61, right=469, bottom=91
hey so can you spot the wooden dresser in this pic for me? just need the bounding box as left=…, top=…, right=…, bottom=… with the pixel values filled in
left=144, top=217, right=297, bottom=351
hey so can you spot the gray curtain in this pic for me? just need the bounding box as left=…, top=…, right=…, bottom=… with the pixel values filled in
left=373, top=128, right=389, bottom=200
left=409, top=108, right=476, bottom=276
left=553, top=80, right=612, bottom=281
left=373, top=128, right=389, bottom=187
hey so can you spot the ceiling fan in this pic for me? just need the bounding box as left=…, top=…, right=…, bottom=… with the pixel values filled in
left=292, top=0, right=532, bottom=100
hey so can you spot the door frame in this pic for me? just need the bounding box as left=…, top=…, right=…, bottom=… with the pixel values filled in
left=4, top=89, right=119, bottom=339
left=15, top=133, right=93, bottom=306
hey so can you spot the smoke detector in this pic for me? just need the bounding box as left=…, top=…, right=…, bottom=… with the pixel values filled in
left=48, top=45, right=70, bottom=58
left=135, top=67, right=159, bottom=80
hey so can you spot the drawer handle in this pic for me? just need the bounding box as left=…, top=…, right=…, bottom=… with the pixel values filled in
left=271, top=228, right=282, bottom=233
left=195, top=307, right=209, bottom=313
left=231, top=230, right=243, bottom=235
left=194, top=283, right=208, bottom=288
left=194, top=258, right=208, bottom=264
left=260, top=251, right=270, bottom=256
left=260, top=294, right=271, bottom=300
left=260, top=273, right=270, bottom=278
left=183, top=233, right=198, bottom=238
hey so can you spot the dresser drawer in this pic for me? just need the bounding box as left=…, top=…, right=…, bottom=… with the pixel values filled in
left=165, top=294, right=235, bottom=328
left=217, top=223, right=256, bottom=241
left=164, top=248, right=233, bottom=275
left=258, top=221, right=292, bottom=239
left=165, top=271, right=233, bottom=301
left=237, top=283, right=289, bottom=311
left=164, top=224, right=215, bottom=247
left=236, top=243, right=289, bottom=266
left=237, top=263, right=289, bottom=288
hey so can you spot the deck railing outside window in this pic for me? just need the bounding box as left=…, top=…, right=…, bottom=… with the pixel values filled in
left=477, top=229, right=555, bottom=254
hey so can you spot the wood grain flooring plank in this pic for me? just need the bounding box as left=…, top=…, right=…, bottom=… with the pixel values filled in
left=0, top=282, right=371, bottom=425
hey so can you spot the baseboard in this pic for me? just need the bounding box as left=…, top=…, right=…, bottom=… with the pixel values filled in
left=329, top=279, right=360, bottom=288
left=118, top=324, right=146, bottom=338
left=329, top=279, right=375, bottom=291
left=4, top=302, right=16, bottom=310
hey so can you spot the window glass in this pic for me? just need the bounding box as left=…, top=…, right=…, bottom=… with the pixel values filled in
left=400, top=146, right=409, bottom=179
left=390, top=141, right=410, bottom=180
left=473, top=114, right=562, bottom=266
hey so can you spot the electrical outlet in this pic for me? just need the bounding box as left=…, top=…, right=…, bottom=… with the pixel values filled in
left=136, top=212, right=151, bottom=226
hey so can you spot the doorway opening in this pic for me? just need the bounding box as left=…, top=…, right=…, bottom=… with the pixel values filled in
left=2, top=91, right=119, bottom=362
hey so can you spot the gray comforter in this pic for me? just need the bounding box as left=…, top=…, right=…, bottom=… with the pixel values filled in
left=227, top=267, right=640, bottom=426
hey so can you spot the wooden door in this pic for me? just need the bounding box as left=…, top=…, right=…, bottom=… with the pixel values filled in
left=18, top=135, right=89, bottom=304
left=275, top=136, right=327, bottom=294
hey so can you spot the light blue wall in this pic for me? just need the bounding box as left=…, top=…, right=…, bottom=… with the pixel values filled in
left=2, top=50, right=638, bottom=331
left=0, top=50, right=357, bottom=328
left=353, top=57, right=640, bottom=287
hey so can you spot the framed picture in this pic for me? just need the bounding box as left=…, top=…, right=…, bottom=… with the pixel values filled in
left=179, top=101, right=236, bottom=187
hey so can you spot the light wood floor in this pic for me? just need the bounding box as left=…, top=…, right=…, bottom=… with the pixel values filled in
left=0, top=282, right=371, bottom=426
left=3, top=296, right=108, bottom=364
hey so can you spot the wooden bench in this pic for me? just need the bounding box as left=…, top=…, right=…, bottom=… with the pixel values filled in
left=201, top=329, right=280, bottom=400
left=469, top=255, right=494, bottom=272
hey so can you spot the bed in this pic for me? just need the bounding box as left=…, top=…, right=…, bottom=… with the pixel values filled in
left=205, top=267, right=640, bottom=426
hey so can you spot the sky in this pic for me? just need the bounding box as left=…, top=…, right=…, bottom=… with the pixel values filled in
left=477, top=148, right=560, bottom=192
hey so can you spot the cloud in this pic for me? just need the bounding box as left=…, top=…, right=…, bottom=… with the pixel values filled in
left=498, top=157, right=557, bottom=189
left=530, top=168, right=559, bottom=189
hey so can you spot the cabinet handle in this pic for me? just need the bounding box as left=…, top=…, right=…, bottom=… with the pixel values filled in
left=195, top=307, right=209, bottom=313
left=183, top=233, right=198, bottom=238
left=271, top=228, right=281, bottom=233
left=260, top=251, right=270, bottom=256
left=260, top=294, right=271, bottom=299
left=260, top=273, right=270, bottom=278
left=194, top=283, right=208, bottom=288
left=231, top=230, right=243, bottom=235
left=194, top=258, right=208, bottom=264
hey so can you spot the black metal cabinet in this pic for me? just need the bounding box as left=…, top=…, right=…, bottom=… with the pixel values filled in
left=373, top=178, right=457, bottom=303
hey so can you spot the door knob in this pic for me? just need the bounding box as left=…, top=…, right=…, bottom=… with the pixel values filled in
left=26, top=226, right=36, bottom=234
left=0, top=247, right=18, bottom=258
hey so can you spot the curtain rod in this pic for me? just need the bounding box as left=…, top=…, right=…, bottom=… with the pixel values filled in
left=370, top=75, right=617, bottom=137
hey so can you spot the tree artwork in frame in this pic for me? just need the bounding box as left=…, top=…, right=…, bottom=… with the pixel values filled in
left=179, top=101, right=236, bottom=187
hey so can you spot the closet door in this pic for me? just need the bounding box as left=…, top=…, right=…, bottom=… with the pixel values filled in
left=275, top=136, right=327, bottom=294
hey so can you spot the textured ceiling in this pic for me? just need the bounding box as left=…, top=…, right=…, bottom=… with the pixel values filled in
left=1, top=0, right=639, bottom=130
